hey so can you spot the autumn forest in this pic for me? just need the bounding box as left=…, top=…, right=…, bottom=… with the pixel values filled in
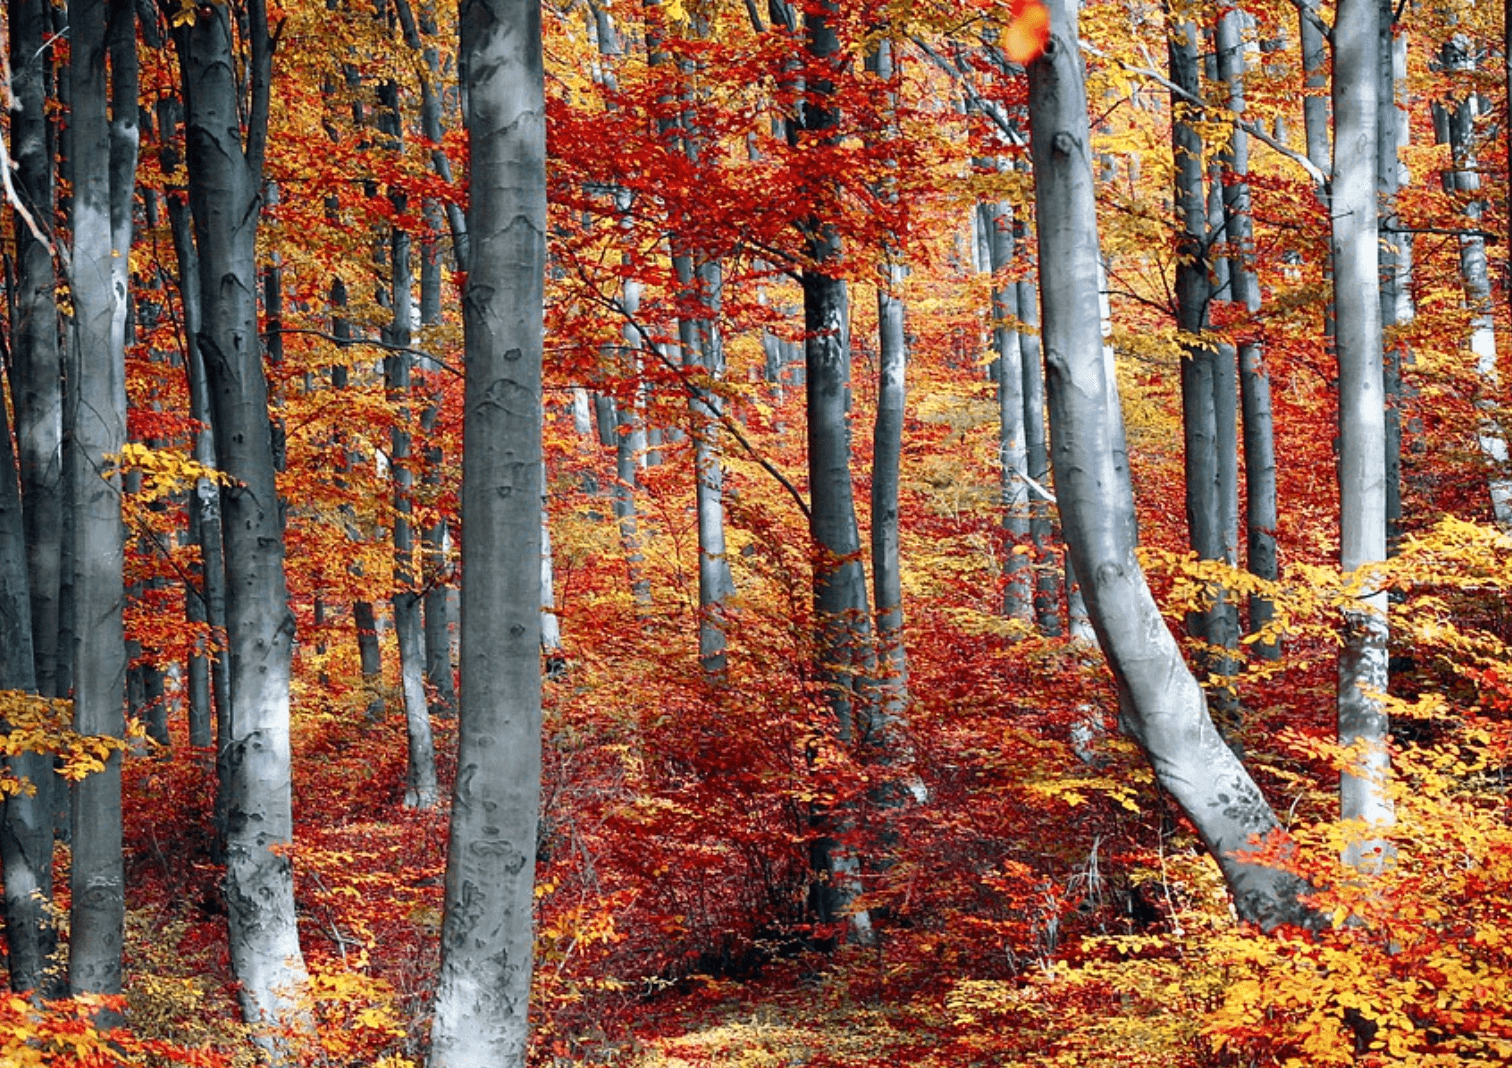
left=2, top=0, right=1511, bottom=1062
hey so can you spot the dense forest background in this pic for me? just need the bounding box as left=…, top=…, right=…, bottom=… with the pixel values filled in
left=2, top=0, right=1512, bottom=1063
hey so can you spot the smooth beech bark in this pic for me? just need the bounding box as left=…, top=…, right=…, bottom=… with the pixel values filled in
left=1332, top=0, right=1393, bottom=867
left=1380, top=1, right=1411, bottom=548
left=5, top=0, right=63, bottom=984
left=1215, top=11, right=1279, bottom=659
left=68, top=0, right=126, bottom=1001
left=870, top=37, right=910, bottom=722
left=1168, top=14, right=1240, bottom=731
left=427, top=0, right=545, bottom=1060
left=1434, top=43, right=1512, bottom=529
left=1, top=371, right=59, bottom=996
left=385, top=217, right=439, bottom=810
left=175, top=0, right=312, bottom=1044
left=1027, top=0, right=1309, bottom=928
left=979, top=197, right=1032, bottom=624
left=800, top=0, right=877, bottom=940
left=8, top=0, right=65, bottom=707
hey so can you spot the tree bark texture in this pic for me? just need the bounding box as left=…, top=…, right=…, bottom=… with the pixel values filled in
left=1027, top=0, right=1309, bottom=928
left=1, top=369, right=59, bottom=996
left=1332, top=0, right=1394, bottom=867
left=427, top=0, right=546, bottom=1060
left=68, top=0, right=126, bottom=1001
left=1434, top=43, right=1512, bottom=529
left=7, top=0, right=65, bottom=706
left=1215, top=11, right=1279, bottom=658
left=979, top=198, right=1032, bottom=624
left=386, top=218, right=439, bottom=810
left=177, top=0, right=312, bottom=1043
left=1169, top=15, right=1240, bottom=732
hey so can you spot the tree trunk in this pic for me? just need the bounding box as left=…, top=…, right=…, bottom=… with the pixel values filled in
left=1027, top=0, right=1310, bottom=928
left=5, top=0, right=65, bottom=961
left=1332, top=0, right=1393, bottom=868
left=386, top=216, right=439, bottom=810
left=176, top=0, right=312, bottom=1044
left=1, top=363, right=60, bottom=997
left=67, top=0, right=127, bottom=1001
left=1168, top=15, right=1240, bottom=735
left=7, top=0, right=64, bottom=709
left=979, top=198, right=1032, bottom=623
left=1435, top=42, right=1512, bottom=529
left=1215, top=11, right=1279, bottom=658
left=1015, top=253, right=1061, bottom=637
left=1380, top=1, right=1411, bottom=548
left=427, top=0, right=545, bottom=1058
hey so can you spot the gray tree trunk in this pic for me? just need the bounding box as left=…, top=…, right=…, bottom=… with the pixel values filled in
left=427, top=0, right=545, bottom=1058
left=1168, top=15, right=1240, bottom=735
left=1215, top=12, right=1279, bottom=658
left=164, top=146, right=227, bottom=751
left=1332, top=0, right=1393, bottom=868
left=175, top=0, right=312, bottom=1043
left=385, top=218, right=439, bottom=810
left=1299, top=0, right=1330, bottom=173
left=67, top=0, right=127, bottom=1001
left=1027, top=0, right=1310, bottom=928
left=6, top=0, right=65, bottom=941
left=1434, top=43, right=1512, bottom=529
left=8, top=0, right=65, bottom=710
left=1380, top=2, right=1411, bottom=547
left=800, top=0, right=876, bottom=942
left=1015, top=257, right=1061, bottom=636
left=1, top=364, right=60, bottom=996
left=979, top=198, right=1032, bottom=623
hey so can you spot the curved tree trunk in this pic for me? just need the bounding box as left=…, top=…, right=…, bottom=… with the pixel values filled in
left=427, top=0, right=545, bottom=1060
left=1027, top=0, right=1310, bottom=928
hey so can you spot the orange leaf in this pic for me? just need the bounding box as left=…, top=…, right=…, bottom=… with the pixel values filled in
left=1003, top=0, right=1051, bottom=63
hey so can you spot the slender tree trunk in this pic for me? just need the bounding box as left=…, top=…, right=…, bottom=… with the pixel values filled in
left=176, top=0, right=312, bottom=1043
left=1027, top=0, right=1310, bottom=928
left=1, top=367, right=60, bottom=997
left=1215, top=11, right=1279, bottom=658
left=164, top=151, right=226, bottom=751
left=979, top=197, right=1032, bottom=623
left=1332, top=0, right=1393, bottom=869
left=1168, top=14, right=1240, bottom=735
left=386, top=216, right=439, bottom=810
left=1380, top=0, right=1410, bottom=548
left=1015, top=253, right=1061, bottom=636
left=8, top=0, right=64, bottom=708
left=1435, top=42, right=1512, bottom=528
left=427, top=0, right=545, bottom=1058
left=800, top=0, right=876, bottom=942
left=67, top=0, right=127, bottom=1001
left=5, top=0, right=64, bottom=963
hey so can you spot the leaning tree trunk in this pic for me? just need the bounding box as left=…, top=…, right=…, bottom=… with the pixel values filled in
left=175, top=0, right=311, bottom=1047
left=67, top=0, right=126, bottom=1001
left=1027, top=0, right=1310, bottom=929
left=1332, top=0, right=1393, bottom=868
left=427, top=0, right=545, bottom=1060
